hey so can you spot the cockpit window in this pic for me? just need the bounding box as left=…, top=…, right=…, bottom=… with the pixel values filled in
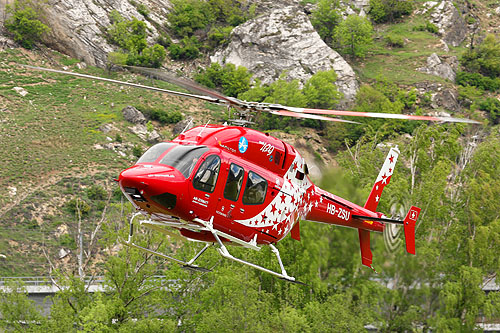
left=137, top=143, right=175, bottom=164
left=242, top=171, right=267, bottom=205
left=193, top=155, right=221, bottom=193
left=159, top=145, right=209, bottom=178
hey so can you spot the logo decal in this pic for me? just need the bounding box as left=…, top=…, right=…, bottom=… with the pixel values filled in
left=238, top=137, right=248, bottom=153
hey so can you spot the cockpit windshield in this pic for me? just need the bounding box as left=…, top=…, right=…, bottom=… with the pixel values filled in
left=136, top=142, right=175, bottom=164
left=159, top=145, right=209, bottom=178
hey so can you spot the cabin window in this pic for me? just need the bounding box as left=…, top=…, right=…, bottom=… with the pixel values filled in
left=193, top=155, right=221, bottom=193
left=159, top=145, right=209, bottom=178
left=136, top=142, right=175, bottom=164
left=224, top=163, right=244, bottom=201
left=242, top=171, right=267, bottom=205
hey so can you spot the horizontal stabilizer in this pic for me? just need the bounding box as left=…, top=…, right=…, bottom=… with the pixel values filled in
left=358, top=229, right=374, bottom=270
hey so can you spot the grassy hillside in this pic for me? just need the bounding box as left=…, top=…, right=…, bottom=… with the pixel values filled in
left=0, top=48, right=227, bottom=275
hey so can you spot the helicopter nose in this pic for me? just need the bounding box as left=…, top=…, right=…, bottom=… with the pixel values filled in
left=119, top=164, right=185, bottom=211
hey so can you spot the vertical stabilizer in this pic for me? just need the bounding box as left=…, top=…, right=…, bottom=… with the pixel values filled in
left=403, top=206, right=421, bottom=255
left=364, top=147, right=400, bottom=212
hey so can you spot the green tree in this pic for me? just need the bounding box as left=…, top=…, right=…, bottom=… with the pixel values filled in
left=195, top=62, right=252, bottom=97
left=368, top=0, right=413, bottom=23
left=106, top=12, right=166, bottom=67
left=0, top=280, right=46, bottom=332
left=461, top=34, right=500, bottom=78
left=4, top=0, right=50, bottom=49
left=303, top=69, right=343, bottom=109
left=310, top=0, right=342, bottom=44
left=334, top=15, right=373, bottom=58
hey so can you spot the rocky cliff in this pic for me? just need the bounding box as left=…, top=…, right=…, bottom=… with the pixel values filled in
left=40, top=0, right=172, bottom=67
left=211, top=5, right=359, bottom=105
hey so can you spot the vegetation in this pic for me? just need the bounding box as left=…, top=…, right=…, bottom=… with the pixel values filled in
left=4, top=0, right=50, bottom=49
left=165, top=0, right=255, bottom=59
left=311, top=1, right=373, bottom=58
left=334, top=15, right=373, bottom=58
left=194, top=62, right=252, bottom=97
left=368, top=0, right=414, bottom=23
left=106, top=11, right=166, bottom=68
left=461, top=34, right=500, bottom=78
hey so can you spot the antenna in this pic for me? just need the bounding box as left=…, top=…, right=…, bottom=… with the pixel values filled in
left=180, top=118, right=193, bottom=135
left=197, top=121, right=210, bottom=141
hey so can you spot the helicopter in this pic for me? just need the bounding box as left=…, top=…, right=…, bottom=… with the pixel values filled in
left=26, top=65, right=480, bottom=283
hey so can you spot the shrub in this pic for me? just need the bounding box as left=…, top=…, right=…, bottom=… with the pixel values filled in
left=195, top=62, right=252, bottom=97
left=127, top=44, right=167, bottom=68
left=368, top=0, right=413, bottom=24
left=303, top=70, right=342, bottom=109
left=456, top=71, right=500, bottom=91
left=106, top=11, right=166, bottom=67
left=132, top=146, right=143, bottom=158
left=310, top=0, right=342, bottom=44
left=168, top=36, right=200, bottom=60
left=415, top=21, right=439, bottom=34
left=87, top=185, right=107, bottom=201
left=461, top=34, right=500, bottom=78
left=479, top=97, right=500, bottom=124
left=136, top=105, right=184, bottom=125
left=4, top=0, right=50, bottom=49
left=426, top=22, right=439, bottom=34
left=385, top=34, right=404, bottom=47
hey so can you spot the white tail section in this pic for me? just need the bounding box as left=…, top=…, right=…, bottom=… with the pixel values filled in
left=364, top=147, right=400, bottom=212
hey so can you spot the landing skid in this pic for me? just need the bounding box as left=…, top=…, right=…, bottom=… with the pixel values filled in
left=124, top=213, right=302, bottom=283
left=122, top=213, right=212, bottom=272
left=195, top=217, right=302, bottom=284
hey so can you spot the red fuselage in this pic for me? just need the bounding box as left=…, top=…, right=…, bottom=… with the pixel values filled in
left=119, top=125, right=384, bottom=245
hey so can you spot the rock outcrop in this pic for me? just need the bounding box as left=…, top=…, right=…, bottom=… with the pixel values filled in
left=417, top=53, right=459, bottom=82
left=211, top=6, right=358, bottom=105
left=122, top=105, right=146, bottom=124
left=417, top=1, right=468, bottom=47
left=40, top=0, right=172, bottom=68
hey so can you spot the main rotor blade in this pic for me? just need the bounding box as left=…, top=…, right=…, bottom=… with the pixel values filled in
left=124, top=65, right=239, bottom=105
left=271, top=110, right=360, bottom=124
left=281, top=106, right=481, bottom=124
left=23, top=65, right=225, bottom=105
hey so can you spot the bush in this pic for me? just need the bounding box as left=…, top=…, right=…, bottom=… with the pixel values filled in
left=426, top=22, right=439, bottom=34
left=310, top=0, right=342, bottom=44
left=127, top=44, right=166, bottom=68
left=106, top=11, right=166, bottom=67
left=456, top=71, right=500, bottom=91
left=385, top=34, right=404, bottom=47
left=479, top=97, right=500, bottom=124
left=195, top=62, right=252, bottom=97
left=368, top=0, right=413, bottom=24
left=136, top=105, right=184, bottom=125
left=207, top=26, right=234, bottom=49
left=168, top=36, right=200, bottom=60
left=4, top=0, right=50, bottom=49
left=87, top=185, right=107, bottom=201
left=461, top=34, right=500, bottom=78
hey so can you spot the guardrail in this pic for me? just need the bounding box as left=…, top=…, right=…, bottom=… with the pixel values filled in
left=0, top=276, right=176, bottom=294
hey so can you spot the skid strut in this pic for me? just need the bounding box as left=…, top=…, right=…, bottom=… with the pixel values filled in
left=195, top=217, right=303, bottom=284
left=122, top=213, right=212, bottom=272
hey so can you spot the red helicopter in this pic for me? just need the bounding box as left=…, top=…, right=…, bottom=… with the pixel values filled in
left=27, top=65, right=479, bottom=283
